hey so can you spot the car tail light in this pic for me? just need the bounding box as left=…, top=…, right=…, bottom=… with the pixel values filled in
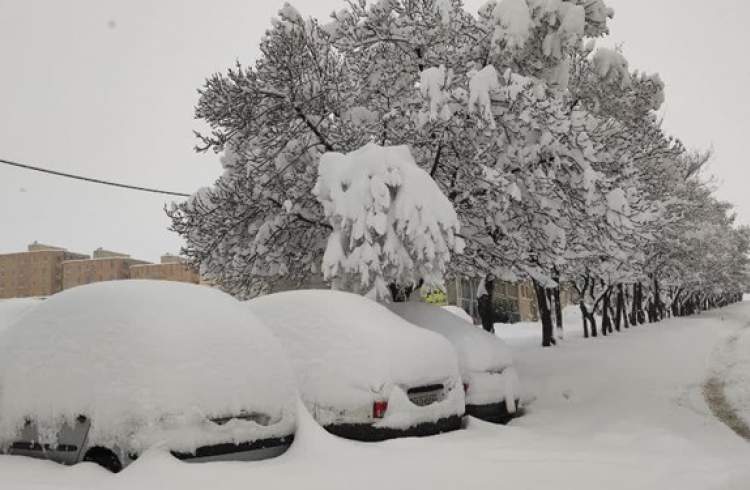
left=463, top=383, right=469, bottom=393
left=372, top=400, right=388, bottom=419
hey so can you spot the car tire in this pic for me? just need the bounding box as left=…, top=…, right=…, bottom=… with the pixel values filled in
left=83, top=447, right=122, bottom=473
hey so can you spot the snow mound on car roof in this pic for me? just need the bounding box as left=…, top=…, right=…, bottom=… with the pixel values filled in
left=0, top=298, right=42, bottom=334
left=0, top=280, right=295, bottom=450
left=246, top=290, right=460, bottom=410
left=441, top=305, right=474, bottom=324
left=388, top=301, right=513, bottom=374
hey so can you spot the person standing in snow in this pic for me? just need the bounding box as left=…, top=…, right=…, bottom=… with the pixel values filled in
left=477, top=274, right=496, bottom=334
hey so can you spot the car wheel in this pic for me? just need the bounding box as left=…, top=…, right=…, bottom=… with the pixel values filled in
left=83, top=447, right=122, bottom=473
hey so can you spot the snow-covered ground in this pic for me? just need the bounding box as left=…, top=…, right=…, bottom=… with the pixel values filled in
left=2, top=301, right=750, bottom=489
left=726, top=327, right=750, bottom=426
left=705, top=298, right=750, bottom=438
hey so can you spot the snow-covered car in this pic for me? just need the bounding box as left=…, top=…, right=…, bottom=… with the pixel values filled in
left=0, top=280, right=296, bottom=472
left=387, top=301, right=521, bottom=423
left=246, top=290, right=465, bottom=441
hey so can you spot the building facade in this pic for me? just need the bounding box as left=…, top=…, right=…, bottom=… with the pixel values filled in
left=130, top=255, right=199, bottom=284
left=0, top=243, right=89, bottom=299
left=1, top=243, right=198, bottom=299
left=446, top=277, right=538, bottom=323
left=61, top=256, right=150, bottom=290
left=446, top=277, right=575, bottom=324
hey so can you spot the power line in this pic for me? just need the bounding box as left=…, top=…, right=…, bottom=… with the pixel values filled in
left=0, top=157, right=191, bottom=197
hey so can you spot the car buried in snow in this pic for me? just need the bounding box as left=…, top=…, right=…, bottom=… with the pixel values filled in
left=0, top=280, right=296, bottom=472
left=245, top=290, right=465, bottom=441
left=387, top=300, right=522, bottom=424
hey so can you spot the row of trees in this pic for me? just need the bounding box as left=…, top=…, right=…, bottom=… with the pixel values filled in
left=168, top=0, right=749, bottom=346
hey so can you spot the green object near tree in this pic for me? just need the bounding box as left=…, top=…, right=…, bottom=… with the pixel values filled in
left=424, top=290, right=447, bottom=306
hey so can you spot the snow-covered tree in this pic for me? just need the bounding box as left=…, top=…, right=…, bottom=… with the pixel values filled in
left=168, top=0, right=748, bottom=343
left=313, top=143, right=464, bottom=300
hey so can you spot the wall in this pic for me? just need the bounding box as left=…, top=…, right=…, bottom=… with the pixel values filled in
left=129, top=262, right=199, bottom=284
left=0, top=250, right=87, bottom=298
left=61, top=258, right=149, bottom=290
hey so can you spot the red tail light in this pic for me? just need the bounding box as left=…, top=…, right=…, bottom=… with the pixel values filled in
left=373, top=400, right=388, bottom=419
left=463, top=383, right=469, bottom=394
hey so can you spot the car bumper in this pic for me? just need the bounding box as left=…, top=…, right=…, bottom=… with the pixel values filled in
left=465, top=400, right=522, bottom=424
left=170, top=434, right=294, bottom=463
left=324, top=414, right=463, bottom=442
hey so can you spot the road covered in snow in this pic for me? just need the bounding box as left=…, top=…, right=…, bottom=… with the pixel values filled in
left=705, top=301, right=750, bottom=440
left=2, top=302, right=750, bottom=490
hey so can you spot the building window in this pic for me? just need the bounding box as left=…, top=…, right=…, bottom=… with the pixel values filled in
left=457, top=277, right=479, bottom=321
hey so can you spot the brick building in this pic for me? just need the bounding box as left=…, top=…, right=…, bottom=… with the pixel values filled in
left=1, top=243, right=198, bottom=299
left=61, top=256, right=150, bottom=290
left=0, top=243, right=88, bottom=298
left=446, top=277, right=575, bottom=323
left=130, top=254, right=199, bottom=284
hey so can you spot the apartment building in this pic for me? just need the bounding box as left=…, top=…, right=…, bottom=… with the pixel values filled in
left=130, top=254, right=199, bottom=284
left=1, top=243, right=198, bottom=299
left=61, top=254, right=150, bottom=290
left=0, top=243, right=88, bottom=298
left=446, top=276, right=575, bottom=323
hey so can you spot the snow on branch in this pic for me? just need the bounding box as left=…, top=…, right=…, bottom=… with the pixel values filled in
left=592, top=47, right=631, bottom=88
left=491, top=0, right=533, bottom=50
left=313, top=143, right=464, bottom=300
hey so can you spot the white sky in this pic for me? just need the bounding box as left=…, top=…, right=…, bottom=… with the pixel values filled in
left=1, top=0, right=748, bottom=262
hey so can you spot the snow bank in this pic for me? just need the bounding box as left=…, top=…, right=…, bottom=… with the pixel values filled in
left=0, top=281, right=296, bottom=453
left=442, top=305, right=474, bottom=324
left=246, top=290, right=463, bottom=427
left=0, top=297, right=42, bottom=334
left=724, top=327, right=750, bottom=428
left=313, top=143, right=463, bottom=300
left=387, top=301, right=518, bottom=408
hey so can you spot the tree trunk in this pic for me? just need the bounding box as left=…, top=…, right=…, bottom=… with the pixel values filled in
left=588, top=279, right=598, bottom=337
left=546, top=288, right=556, bottom=330
left=553, top=285, right=564, bottom=340
left=646, top=278, right=656, bottom=323
left=671, top=288, right=682, bottom=318
left=653, top=277, right=662, bottom=321
left=388, top=283, right=415, bottom=302
left=534, top=279, right=555, bottom=347
left=636, top=282, right=646, bottom=324
left=623, top=284, right=632, bottom=327
left=601, top=291, right=611, bottom=336
left=629, top=283, right=638, bottom=326
left=615, top=284, right=625, bottom=331
left=580, top=301, right=590, bottom=338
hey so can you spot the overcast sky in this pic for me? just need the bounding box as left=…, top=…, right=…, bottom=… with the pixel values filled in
left=1, top=0, right=748, bottom=262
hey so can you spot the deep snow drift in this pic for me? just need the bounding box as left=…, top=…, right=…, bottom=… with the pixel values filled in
left=0, top=297, right=42, bottom=333
left=0, top=281, right=296, bottom=453
left=2, top=298, right=750, bottom=489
